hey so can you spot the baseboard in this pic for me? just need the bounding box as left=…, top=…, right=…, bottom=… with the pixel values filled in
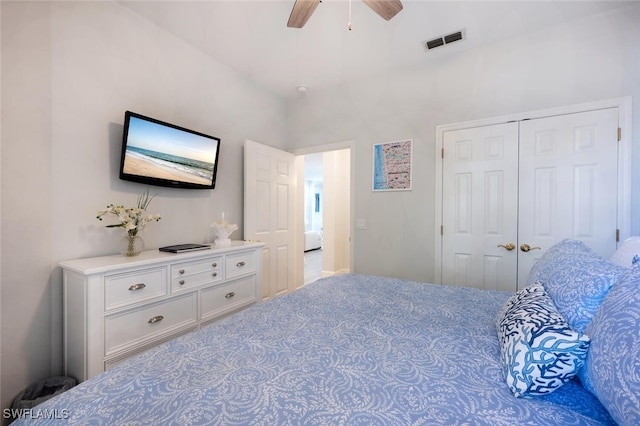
left=321, top=268, right=350, bottom=278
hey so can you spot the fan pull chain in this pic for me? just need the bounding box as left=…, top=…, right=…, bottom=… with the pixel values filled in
left=348, top=0, right=352, bottom=30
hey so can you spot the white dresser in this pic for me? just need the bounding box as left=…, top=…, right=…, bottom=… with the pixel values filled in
left=61, top=241, right=264, bottom=382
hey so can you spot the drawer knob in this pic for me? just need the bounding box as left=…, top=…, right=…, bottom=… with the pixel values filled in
left=212, top=272, right=217, bottom=277
left=236, top=261, right=246, bottom=268
left=225, top=292, right=235, bottom=299
left=128, top=283, right=146, bottom=291
left=147, top=315, right=164, bottom=324
left=179, top=280, right=185, bottom=285
left=179, top=269, right=185, bottom=275
left=212, top=263, right=217, bottom=267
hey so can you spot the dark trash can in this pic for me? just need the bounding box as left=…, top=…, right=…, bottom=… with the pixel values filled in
left=9, top=376, right=77, bottom=419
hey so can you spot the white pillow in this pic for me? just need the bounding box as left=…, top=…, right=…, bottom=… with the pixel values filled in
left=609, top=236, right=640, bottom=267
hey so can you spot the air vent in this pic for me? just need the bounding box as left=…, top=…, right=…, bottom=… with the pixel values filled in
left=426, top=38, right=444, bottom=50
left=444, top=31, right=463, bottom=44
left=423, top=29, right=466, bottom=51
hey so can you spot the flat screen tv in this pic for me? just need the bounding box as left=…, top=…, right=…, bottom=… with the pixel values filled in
left=119, top=111, right=220, bottom=189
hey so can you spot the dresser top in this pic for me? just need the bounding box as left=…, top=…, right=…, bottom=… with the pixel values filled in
left=60, top=241, right=264, bottom=275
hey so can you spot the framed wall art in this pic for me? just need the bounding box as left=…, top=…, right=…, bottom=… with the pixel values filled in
left=372, top=139, right=412, bottom=191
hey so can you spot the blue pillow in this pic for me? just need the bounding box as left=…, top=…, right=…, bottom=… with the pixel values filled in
left=577, top=265, right=640, bottom=426
left=527, top=239, right=595, bottom=287
left=527, top=239, right=626, bottom=333
left=496, top=282, right=590, bottom=397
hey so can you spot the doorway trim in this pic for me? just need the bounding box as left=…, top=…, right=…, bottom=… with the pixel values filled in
left=291, top=140, right=356, bottom=289
left=434, top=97, right=632, bottom=284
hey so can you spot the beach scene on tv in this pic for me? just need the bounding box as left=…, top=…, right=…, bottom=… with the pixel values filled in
left=123, top=116, right=218, bottom=186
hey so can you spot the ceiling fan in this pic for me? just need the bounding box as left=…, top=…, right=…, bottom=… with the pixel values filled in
left=287, top=0, right=403, bottom=28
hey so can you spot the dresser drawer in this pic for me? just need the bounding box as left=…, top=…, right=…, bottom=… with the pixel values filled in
left=104, top=325, right=198, bottom=371
left=201, top=276, right=256, bottom=322
left=171, top=257, right=222, bottom=292
left=225, top=250, right=257, bottom=279
left=104, top=268, right=166, bottom=311
left=171, top=257, right=222, bottom=277
left=104, top=292, right=197, bottom=357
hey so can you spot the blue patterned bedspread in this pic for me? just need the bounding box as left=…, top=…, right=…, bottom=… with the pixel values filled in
left=16, top=274, right=613, bottom=425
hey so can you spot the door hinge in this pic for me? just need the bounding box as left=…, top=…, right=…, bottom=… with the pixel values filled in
left=441, top=148, right=444, bottom=158
left=616, top=229, right=620, bottom=242
left=440, top=225, right=443, bottom=235
left=617, top=127, right=622, bottom=142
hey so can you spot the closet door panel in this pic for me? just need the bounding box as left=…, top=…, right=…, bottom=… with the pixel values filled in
left=442, top=123, right=519, bottom=291
left=517, top=108, right=619, bottom=285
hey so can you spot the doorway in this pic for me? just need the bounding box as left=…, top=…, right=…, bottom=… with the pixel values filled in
left=303, top=153, right=324, bottom=284
left=244, top=140, right=354, bottom=298
left=293, top=142, right=355, bottom=289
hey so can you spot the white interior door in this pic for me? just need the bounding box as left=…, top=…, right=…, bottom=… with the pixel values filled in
left=244, top=140, right=296, bottom=300
left=517, top=108, right=619, bottom=284
left=442, top=123, right=520, bottom=291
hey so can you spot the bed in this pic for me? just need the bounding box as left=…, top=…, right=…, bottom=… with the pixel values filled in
left=14, top=240, right=640, bottom=425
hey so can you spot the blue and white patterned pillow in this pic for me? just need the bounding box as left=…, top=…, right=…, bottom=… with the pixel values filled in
left=577, top=264, right=640, bottom=426
left=528, top=239, right=626, bottom=333
left=527, top=239, right=595, bottom=287
left=496, top=282, right=590, bottom=397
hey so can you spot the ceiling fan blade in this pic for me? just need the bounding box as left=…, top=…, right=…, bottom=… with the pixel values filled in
left=362, top=0, right=403, bottom=21
left=287, top=0, right=321, bottom=28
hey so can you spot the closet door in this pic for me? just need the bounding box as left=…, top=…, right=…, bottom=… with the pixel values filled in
left=517, top=108, right=619, bottom=285
left=441, top=123, right=519, bottom=291
left=441, top=107, right=620, bottom=291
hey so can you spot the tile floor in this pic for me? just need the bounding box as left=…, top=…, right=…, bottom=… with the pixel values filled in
left=304, top=249, right=322, bottom=285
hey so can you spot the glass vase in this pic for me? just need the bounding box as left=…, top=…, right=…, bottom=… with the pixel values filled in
left=120, top=234, right=144, bottom=257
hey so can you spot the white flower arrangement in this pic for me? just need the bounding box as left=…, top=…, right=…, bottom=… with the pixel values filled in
left=97, top=190, right=161, bottom=237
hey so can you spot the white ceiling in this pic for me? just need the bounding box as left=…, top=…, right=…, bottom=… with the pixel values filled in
left=305, top=152, right=324, bottom=181
left=119, top=0, right=630, bottom=100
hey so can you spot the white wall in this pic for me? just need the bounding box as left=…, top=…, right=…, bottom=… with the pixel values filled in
left=2, top=3, right=54, bottom=418
left=332, top=149, right=351, bottom=273
left=321, top=149, right=351, bottom=276
left=287, top=4, right=640, bottom=282
left=1, top=1, right=287, bottom=413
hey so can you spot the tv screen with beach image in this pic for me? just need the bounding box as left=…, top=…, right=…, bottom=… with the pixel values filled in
left=122, top=115, right=219, bottom=188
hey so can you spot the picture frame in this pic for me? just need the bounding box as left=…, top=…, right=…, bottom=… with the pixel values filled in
left=372, top=139, right=412, bottom=191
